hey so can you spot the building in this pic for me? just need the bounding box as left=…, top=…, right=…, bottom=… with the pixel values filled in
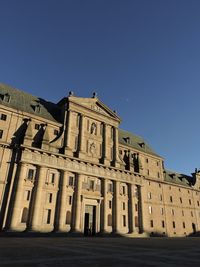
left=0, top=83, right=200, bottom=237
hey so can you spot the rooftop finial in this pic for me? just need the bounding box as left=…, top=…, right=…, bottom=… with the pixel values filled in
left=92, top=92, right=97, bottom=98
left=69, top=91, right=74, bottom=97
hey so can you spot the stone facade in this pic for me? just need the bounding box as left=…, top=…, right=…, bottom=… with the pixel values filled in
left=0, top=83, right=200, bottom=237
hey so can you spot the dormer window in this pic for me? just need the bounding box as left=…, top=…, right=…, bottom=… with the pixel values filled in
left=3, top=93, right=10, bottom=103
left=124, top=137, right=130, bottom=144
left=139, top=142, right=145, bottom=148
left=34, top=104, right=41, bottom=113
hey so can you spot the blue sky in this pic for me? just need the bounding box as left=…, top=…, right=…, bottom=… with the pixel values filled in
left=1, top=0, right=200, bottom=175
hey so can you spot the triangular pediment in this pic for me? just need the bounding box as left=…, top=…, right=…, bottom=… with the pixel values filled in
left=69, top=96, right=121, bottom=121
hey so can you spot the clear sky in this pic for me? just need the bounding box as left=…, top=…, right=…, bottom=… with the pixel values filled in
left=1, top=0, right=200, bottom=175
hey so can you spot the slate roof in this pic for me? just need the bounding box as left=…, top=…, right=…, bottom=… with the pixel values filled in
left=0, top=83, right=62, bottom=123
left=164, top=169, right=194, bottom=187
left=118, top=128, right=160, bottom=157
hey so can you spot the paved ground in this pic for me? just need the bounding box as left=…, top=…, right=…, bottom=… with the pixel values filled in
left=0, top=237, right=200, bottom=266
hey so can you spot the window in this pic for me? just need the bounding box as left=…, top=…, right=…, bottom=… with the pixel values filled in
left=48, top=193, right=53, bottom=203
left=0, top=130, right=3, bottom=139
left=182, top=210, right=184, bottom=216
left=69, top=196, right=72, bottom=205
left=146, top=158, right=148, bottom=163
left=123, top=215, right=126, bottom=227
left=149, top=206, right=152, bottom=214
left=183, top=222, right=185, bottom=228
left=170, top=196, right=173, bottom=203
left=54, top=129, right=58, bottom=135
left=150, top=220, right=153, bottom=227
left=189, top=199, right=191, bottom=205
left=162, top=220, right=165, bottom=228
left=159, top=183, right=161, bottom=188
left=27, top=169, right=34, bottom=180
left=3, top=93, right=10, bottom=102
left=147, top=169, right=150, bottom=176
left=161, top=207, right=164, bottom=215
left=172, top=221, right=176, bottom=228
left=179, top=188, right=181, bottom=192
left=0, top=114, right=7, bottom=121
left=34, top=105, right=41, bottom=113
left=108, top=183, right=113, bottom=193
left=108, top=214, right=112, bottom=226
left=109, top=200, right=112, bottom=209
left=89, top=180, right=95, bottom=190
left=157, top=172, right=160, bottom=178
left=171, top=209, right=175, bottom=216
left=21, top=208, right=28, bottom=223
left=68, top=176, right=74, bottom=186
left=197, top=201, right=200, bottom=207
left=35, top=124, right=40, bottom=130
left=191, top=211, right=193, bottom=217
left=24, top=190, right=31, bottom=201
left=180, top=197, right=182, bottom=204
left=160, top=194, right=163, bottom=201
left=157, top=161, right=159, bottom=166
left=66, top=211, right=71, bottom=225
left=49, top=173, right=55, bottom=184
left=122, top=186, right=126, bottom=195
left=135, top=203, right=138, bottom=212
left=188, top=190, right=190, bottom=194
left=46, top=209, right=51, bottom=224
left=148, top=192, right=152, bottom=199
left=122, top=202, right=125, bottom=210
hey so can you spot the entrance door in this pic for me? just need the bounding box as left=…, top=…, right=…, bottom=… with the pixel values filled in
left=84, top=205, right=96, bottom=236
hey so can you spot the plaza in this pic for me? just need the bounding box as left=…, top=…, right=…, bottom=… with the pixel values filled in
left=0, top=236, right=200, bottom=266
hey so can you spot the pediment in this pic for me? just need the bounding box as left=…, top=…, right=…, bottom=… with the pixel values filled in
left=69, top=96, right=121, bottom=121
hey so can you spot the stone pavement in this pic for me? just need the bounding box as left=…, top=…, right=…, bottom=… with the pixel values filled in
left=0, top=237, right=200, bottom=266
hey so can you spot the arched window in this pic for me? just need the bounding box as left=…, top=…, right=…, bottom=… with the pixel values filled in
left=108, top=214, right=112, bottom=226
left=21, top=207, right=28, bottom=223
left=66, top=211, right=71, bottom=225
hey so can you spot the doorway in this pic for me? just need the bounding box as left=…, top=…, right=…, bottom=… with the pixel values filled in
left=84, top=205, right=96, bottom=236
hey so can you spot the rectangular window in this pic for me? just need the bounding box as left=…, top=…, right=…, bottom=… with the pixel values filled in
left=68, top=176, right=74, bottom=186
left=160, top=194, right=163, bottom=201
left=108, top=183, right=113, bottom=193
left=170, top=196, right=173, bottom=202
left=48, top=193, right=53, bottom=203
left=0, top=114, right=7, bottom=121
left=109, top=200, right=112, bottom=209
left=54, top=129, right=58, bottom=135
left=183, top=222, right=185, bottom=228
left=161, top=207, right=164, bottom=215
left=148, top=192, right=152, bottom=199
left=162, top=220, right=165, bottom=228
left=172, top=221, right=176, bottom=228
left=35, top=124, right=40, bottom=130
left=122, top=186, right=126, bottom=195
left=50, top=173, right=55, bottom=184
left=135, top=203, right=138, bottom=212
left=89, top=180, right=95, bottom=190
left=149, top=206, right=152, bottom=214
left=123, top=215, right=126, bottom=227
left=0, top=129, right=3, bottom=139
left=150, top=220, right=153, bottom=227
left=69, top=196, right=72, bottom=205
left=122, top=202, right=126, bottom=210
left=24, top=190, right=31, bottom=201
left=191, top=211, right=193, bottom=217
left=46, top=209, right=51, bottom=224
left=171, top=209, right=175, bottom=216
left=197, top=201, right=200, bottom=206
left=182, top=210, right=184, bottom=216
left=189, top=199, right=191, bottom=205
left=157, top=172, right=160, bottom=178
left=180, top=197, right=182, bottom=204
left=27, top=169, right=34, bottom=180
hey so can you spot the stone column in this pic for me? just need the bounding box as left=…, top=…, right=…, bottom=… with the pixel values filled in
left=113, top=127, right=120, bottom=168
left=103, top=123, right=110, bottom=165
left=128, top=183, right=134, bottom=233
left=30, top=166, right=47, bottom=231
left=72, top=174, right=83, bottom=232
left=101, top=178, right=108, bottom=233
left=9, top=163, right=27, bottom=231
left=78, top=115, right=86, bottom=158
left=65, top=110, right=73, bottom=156
left=113, top=180, right=120, bottom=233
left=138, top=185, right=144, bottom=233
left=57, top=170, right=68, bottom=232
